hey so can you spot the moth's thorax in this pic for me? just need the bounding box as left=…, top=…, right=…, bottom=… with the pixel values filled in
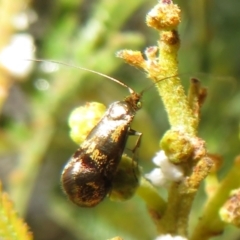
left=107, top=101, right=136, bottom=120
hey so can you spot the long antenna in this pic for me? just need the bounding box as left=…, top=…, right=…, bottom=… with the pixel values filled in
left=141, top=74, right=179, bottom=94
left=26, top=59, right=190, bottom=96
left=25, top=59, right=135, bottom=94
left=141, top=72, right=193, bottom=95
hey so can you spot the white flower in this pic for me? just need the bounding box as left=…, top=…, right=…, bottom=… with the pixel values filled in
left=13, top=10, right=38, bottom=30
left=0, top=33, right=35, bottom=77
left=145, top=168, right=167, bottom=186
left=146, top=150, right=184, bottom=187
left=155, top=234, right=188, bottom=240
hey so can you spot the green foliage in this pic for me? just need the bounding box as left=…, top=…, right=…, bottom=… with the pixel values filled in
left=0, top=0, right=240, bottom=239
left=0, top=182, right=32, bottom=240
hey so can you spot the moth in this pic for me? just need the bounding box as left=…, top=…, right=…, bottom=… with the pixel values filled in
left=61, top=74, right=144, bottom=207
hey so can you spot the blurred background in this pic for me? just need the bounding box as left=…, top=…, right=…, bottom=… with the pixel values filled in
left=0, top=0, right=240, bottom=239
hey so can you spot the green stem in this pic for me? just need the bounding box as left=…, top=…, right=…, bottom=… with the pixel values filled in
left=136, top=177, right=166, bottom=218
left=155, top=182, right=195, bottom=236
left=190, top=158, right=240, bottom=240
left=155, top=30, right=197, bottom=135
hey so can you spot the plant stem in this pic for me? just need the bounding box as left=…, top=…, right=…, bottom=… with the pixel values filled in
left=190, top=157, right=240, bottom=240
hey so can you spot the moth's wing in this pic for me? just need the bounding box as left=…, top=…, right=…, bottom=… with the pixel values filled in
left=61, top=147, right=111, bottom=207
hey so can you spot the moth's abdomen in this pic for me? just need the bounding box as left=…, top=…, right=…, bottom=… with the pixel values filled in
left=61, top=149, right=111, bottom=207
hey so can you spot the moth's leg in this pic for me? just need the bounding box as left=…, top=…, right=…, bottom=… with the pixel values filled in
left=128, top=128, right=142, bottom=154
